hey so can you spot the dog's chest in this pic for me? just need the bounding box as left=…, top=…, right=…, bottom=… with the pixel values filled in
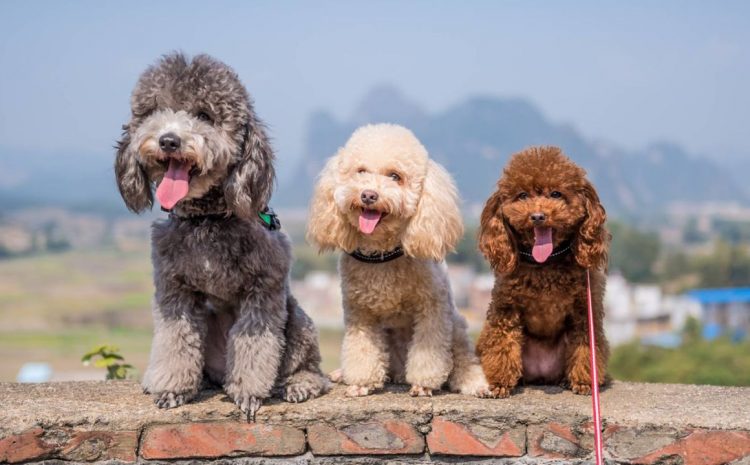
left=513, top=266, right=585, bottom=337
left=340, top=256, right=435, bottom=320
left=152, top=219, right=281, bottom=299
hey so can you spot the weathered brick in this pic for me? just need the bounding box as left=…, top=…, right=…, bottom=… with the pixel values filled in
left=61, top=430, right=138, bottom=462
left=606, top=425, right=680, bottom=460
left=631, top=430, right=750, bottom=465
left=0, top=428, right=51, bottom=463
left=308, top=420, right=424, bottom=455
left=528, top=422, right=582, bottom=459
left=426, top=416, right=524, bottom=457
left=140, top=422, right=306, bottom=459
left=0, top=428, right=137, bottom=464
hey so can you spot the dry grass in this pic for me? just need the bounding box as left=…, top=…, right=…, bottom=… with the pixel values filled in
left=0, top=247, right=153, bottom=331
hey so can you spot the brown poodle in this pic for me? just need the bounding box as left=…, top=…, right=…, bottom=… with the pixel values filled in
left=476, top=146, right=610, bottom=398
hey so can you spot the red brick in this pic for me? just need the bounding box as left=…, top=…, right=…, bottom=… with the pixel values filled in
left=308, top=420, right=424, bottom=455
left=528, top=422, right=581, bottom=459
left=426, top=416, right=524, bottom=457
left=0, top=428, right=51, bottom=464
left=633, top=430, right=750, bottom=465
left=0, top=428, right=137, bottom=464
left=140, top=422, right=305, bottom=459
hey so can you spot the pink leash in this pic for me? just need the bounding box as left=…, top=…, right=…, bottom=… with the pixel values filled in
left=586, top=269, right=604, bottom=464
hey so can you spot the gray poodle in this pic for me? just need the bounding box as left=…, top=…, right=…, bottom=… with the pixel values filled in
left=114, top=52, right=328, bottom=420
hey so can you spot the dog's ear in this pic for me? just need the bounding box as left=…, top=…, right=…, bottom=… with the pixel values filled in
left=306, top=155, right=358, bottom=252
left=573, top=180, right=609, bottom=269
left=224, top=116, right=275, bottom=219
left=478, top=189, right=517, bottom=274
left=115, top=125, right=153, bottom=213
left=402, top=160, right=464, bottom=260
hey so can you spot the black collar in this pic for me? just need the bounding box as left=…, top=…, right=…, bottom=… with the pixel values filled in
left=349, top=246, right=405, bottom=264
left=518, top=241, right=573, bottom=265
left=165, top=208, right=234, bottom=221
left=163, top=206, right=280, bottom=231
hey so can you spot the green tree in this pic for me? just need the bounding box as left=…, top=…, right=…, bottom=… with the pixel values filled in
left=450, top=225, right=490, bottom=272
left=713, top=219, right=750, bottom=245
left=610, top=319, right=750, bottom=386
left=693, top=240, right=750, bottom=288
left=682, top=217, right=707, bottom=244
left=291, top=245, right=338, bottom=280
left=608, top=221, right=660, bottom=282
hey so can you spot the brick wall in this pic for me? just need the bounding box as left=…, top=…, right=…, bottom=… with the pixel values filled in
left=1, top=381, right=749, bottom=464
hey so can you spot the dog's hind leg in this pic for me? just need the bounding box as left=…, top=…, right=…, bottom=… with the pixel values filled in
left=386, top=327, right=411, bottom=384
left=142, top=284, right=207, bottom=409
left=447, top=312, right=490, bottom=397
left=276, top=294, right=330, bottom=403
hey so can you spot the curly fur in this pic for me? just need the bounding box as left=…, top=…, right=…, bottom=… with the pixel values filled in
left=115, top=52, right=328, bottom=420
left=307, top=124, right=489, bottom=397
left=476, top=146, right=610, bottom=398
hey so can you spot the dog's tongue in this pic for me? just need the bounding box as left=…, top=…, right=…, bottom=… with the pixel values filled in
left=156, top=159, right=191, bottom=210
left=532, top=226, right=553, bottom=263
left=359, top=209, right=382, bottom=235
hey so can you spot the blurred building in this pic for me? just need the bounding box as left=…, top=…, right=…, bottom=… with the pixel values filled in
left=686, top=288, right=750, bottom=341
left=604, top=274, right=702, bottom=346
left=290, top=271, right=343, bottom=328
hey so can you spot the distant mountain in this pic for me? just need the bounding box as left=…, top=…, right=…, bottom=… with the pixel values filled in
left=0, top=148, right=126, bottom=214
left=2, top=89, right=745, bottom=219
left=276, top=85, right=748, bottom=217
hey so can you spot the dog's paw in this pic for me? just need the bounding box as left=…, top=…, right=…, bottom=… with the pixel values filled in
left=571, top=383, right=593, bottom=395
left=284, top=384, right=311, bottom=403
left=345, top=384, right=374, bottom=397
left=154, top=391, right=188, bottom=409
left=284, top=378, right=326, bottom=403
left=408, top=385, right=433, bottom=397
left=234, top=395, right=264, bottom=422
left=328, top=368, right=343, bottom=383
left=488, top=385, right=514, bottom=398
left=456, top=376, right=491, bottom=398
left=472, top=386, right=494, bottom=398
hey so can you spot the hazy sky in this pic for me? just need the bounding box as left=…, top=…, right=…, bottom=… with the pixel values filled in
left=1, top=1, right=748, bottom=180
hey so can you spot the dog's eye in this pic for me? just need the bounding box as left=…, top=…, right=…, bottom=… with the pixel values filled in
left=388, top=172, right=401, bottom=182
left=550, top=191, right=563, bottom=199
left=517, top=192, right=529, bottom=200
left=357, top=168, right=367, bottom=174
left=197, top=111, right=213, bottom=124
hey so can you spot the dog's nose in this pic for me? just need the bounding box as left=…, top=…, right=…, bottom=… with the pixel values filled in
left=159, top=133, right=181, bottom=153
left=530, top=212, right=546, bottom=223
left=361, top=190, right=379, bottom=206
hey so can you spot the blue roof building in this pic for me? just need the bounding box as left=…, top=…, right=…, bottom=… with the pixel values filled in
left=687, top=287, right=750, bottom=341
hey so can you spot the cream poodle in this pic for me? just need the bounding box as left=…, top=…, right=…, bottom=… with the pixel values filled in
left=307, top=123, right=489, bottom=397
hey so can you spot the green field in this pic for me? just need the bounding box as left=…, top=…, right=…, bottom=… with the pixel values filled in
left=0, top=247, right=344, bottom=381
left=0, top=247, right=153, bottom=331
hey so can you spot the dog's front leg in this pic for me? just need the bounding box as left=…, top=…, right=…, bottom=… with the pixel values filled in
left=341, top=311, right=388, bottom=397
left=405, top=301, right=453, bottom=396
left=142, top=284, right=206, bottom=409
left=476, top=306, right=524, bottom=398
left=565, top=288, right=609, bottom=395
left=224, top=293, right=286, bottom=421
